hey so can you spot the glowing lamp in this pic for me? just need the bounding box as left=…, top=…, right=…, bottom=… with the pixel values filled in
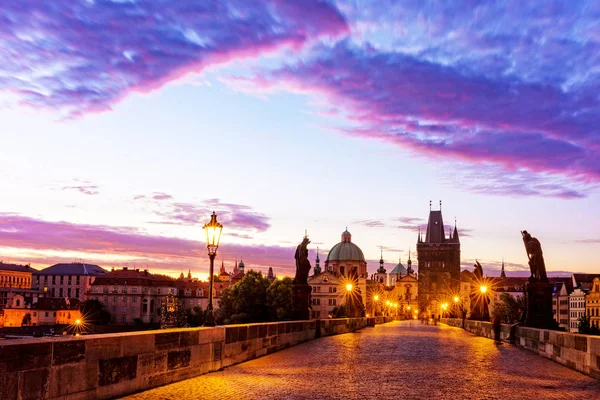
left=480, top=285, right=488, bottom=294
left=453, top=296, right=459, bottom=303
left=345, top=283, right=353, bottom=292
left=203, top=211, right=223, bottom=256
left=374, top=295, right=379, bottom=302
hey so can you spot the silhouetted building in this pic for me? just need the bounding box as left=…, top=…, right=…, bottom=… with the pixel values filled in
left=34, top=262, right=107, bottom=301
left=417, top=203, right=460, bottom=317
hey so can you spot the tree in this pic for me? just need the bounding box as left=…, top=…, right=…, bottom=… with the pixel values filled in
left=331, top=305, right=346, bottom=318
left=217, top=271, right=288, bottom=324
left=266, top=277, right=293, bottom=321
left=185, top=306, right=205, bottom=327
left=492, top=294, right=526, bottom=324
left=21, top=313, right=32, bottom=326
left=578, top=315, right=600, bottom=335
left=80, top=299, right=111, bottom=325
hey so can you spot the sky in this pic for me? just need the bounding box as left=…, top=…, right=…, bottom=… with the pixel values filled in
left=1, top=0, right=599, bottom=280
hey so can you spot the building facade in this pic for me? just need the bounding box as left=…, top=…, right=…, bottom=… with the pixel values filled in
left=88, top=267, right=177, bottom=324
left=416, top=205, right=461, bottom=317
left=324, top=230, right=368, bottom=279
left=586, top=278, right=600, bottom=329
left=1, top=295, right=81, bottom=327
left=0, top=262, right=37, bottom=289
left=34, top=262, right=107, bottom=301
left=569, top=286, right=586, bottom=333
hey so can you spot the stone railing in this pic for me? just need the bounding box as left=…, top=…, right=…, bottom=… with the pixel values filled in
left=442, top=318, right=600, bottom=379
left=0, top=317, right=394, bottom=399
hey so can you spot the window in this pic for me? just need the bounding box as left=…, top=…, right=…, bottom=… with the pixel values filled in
left=76, top=289, right=79, bottom=299
left=16, top=299, right=20, bottom=307
left=185, top=289, right=191, bottom=296
left=103, top=287, right=109, bottom=293
left=103, top=296, right=108, bottom=303
left=131, top=307, right=136, bottom=313
left=121, top=296, right=126, bottom=303
left=68, top=276, right=72, bottom=285
left=60, top=276, right=64, bottom=284
left=33, top=312, right=36, bottom=317
left=76, top=276, right=80, bottom=285
left=189, top=300, right=193, bottom=306
left=59, top=288, right=63, bottom=297
left=132, top=288, right=138, bottom=294
left=67, top=288, right=72, bottom=297
left=122, top=288, right=127, bottom=294
left=52, top=276, right=56, bottom=284
left=132, top=297, right=138, bottom=303
left=122, top=307, right=127, bottom=313
left=53, top=312, right=56, bottom=317
left=112, top=306, right=116, bottom=312
left=45, top=312, right=49, bottom=317
left=112, top=296, right=117, bottom=303
left=157, top=289, right=161, bottom=294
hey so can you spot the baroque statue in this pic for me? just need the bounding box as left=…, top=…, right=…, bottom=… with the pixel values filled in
left=293, top=236, right=312, bottom=285
left=521, top=230, right=547, bottom=281
left=473, top=260, right=483, bottom=281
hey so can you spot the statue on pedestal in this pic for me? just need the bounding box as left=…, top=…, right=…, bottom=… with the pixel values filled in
left=520, top=230, right=557, bottom=329
left=292, top=235, right=312, bottom=320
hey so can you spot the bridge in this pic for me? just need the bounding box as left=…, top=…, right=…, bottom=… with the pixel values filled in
left=121, top=321, right=600, bottom=400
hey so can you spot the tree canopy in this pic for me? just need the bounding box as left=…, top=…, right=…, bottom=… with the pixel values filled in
left=217, top=271, right=293, bottom=325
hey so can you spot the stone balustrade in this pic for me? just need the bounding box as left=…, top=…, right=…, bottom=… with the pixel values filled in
left=442, top=318, right=600, bottom=379
left=0, top=317, right=394, bottom=400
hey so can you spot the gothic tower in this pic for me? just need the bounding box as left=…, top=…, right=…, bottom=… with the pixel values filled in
left=416, top=201, right=461, bottom=315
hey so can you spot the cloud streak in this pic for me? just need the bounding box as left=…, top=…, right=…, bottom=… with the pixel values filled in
left=0, top=213, right=294, bottom=275
left=0, top=0, right=348, bottom=117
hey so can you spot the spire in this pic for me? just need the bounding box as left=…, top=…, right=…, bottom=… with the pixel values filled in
left=377, top=247, right=386, bottom=274
left=500, top=258, right=506, bottom=278
left=187, top=269, right=192, bottom=279
left=453, top=217, right=459, bottom=243
left=314, top=247, right=322, bottom=275
left=407, top=248, right=413, bottom=274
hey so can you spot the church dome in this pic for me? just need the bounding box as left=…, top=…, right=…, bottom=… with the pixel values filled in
left=326, top=230, right=366, bottom=263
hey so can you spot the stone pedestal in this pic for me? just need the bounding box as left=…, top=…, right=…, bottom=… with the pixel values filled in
left=525, top=280, right=558, bottom=329
left=291, top=284, right=312, bottom=320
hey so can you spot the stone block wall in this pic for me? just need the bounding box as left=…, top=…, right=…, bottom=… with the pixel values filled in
left=442, top=318, right=600, bottom=379
left=0, top=317, right=393, bottom=400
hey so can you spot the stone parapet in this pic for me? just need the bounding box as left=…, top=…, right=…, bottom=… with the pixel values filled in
left=442, top=318, right=600, bottom=379
left=0, top=317, right=394, bottom=400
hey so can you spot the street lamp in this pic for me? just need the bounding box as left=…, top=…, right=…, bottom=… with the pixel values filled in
left=345, top=283, right=354, bottom=318
left=480, top=285, right=488, bottom=294
left=203, top=211, right=223, bottom=327
left=373, top=294, right=379, bottom=317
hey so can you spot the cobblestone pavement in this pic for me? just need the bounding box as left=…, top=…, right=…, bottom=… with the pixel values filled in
left=122, top=321, right=600, bottom=400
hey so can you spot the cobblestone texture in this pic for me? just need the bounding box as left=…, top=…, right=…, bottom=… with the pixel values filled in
left=121, top=321, right=600, bottom=400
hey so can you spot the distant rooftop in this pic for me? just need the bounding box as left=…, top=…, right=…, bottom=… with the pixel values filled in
left=34, top=262, right=107, bottom=276
left=0, top=261, right=38, bottom=274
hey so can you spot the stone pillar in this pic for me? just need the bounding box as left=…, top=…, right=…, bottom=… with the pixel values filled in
left=525, top=280, right=558, bottom=329
left=291, top=284, right=311, bottom=320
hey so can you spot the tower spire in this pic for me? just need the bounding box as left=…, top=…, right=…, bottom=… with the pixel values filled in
left=500, top=257, right=506, bottom=278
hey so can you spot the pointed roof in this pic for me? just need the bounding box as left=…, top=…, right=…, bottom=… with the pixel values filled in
left=500, top=259, right=506, bottom=279
left=425, top=210, right=445, bottom=243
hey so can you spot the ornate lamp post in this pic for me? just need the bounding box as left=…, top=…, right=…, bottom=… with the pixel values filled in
left=203, top=211, right=223, bottom=327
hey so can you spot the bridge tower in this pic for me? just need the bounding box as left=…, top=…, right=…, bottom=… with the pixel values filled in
left=416, top=201, right=461, bottom=317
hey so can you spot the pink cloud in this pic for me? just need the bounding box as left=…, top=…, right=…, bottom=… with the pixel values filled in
left=0, top=213, right=294, bottom=276
left=152, top=192, right=173, bottom=201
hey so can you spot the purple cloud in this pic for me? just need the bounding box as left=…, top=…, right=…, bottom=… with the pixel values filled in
left=0, top=0, right=347, bottom=117
left=61, top=183, right=99, bottom=196
left=354, top=219, right=386, bottom=228
left=153, top=198, right=270, bottom=232
left=0, top=213, right=295, bottom=275
left=152, top=192, right=173, bottom=201
left=240, top=34, right=600, bottom=196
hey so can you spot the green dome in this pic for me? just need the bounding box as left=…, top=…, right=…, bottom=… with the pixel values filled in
left=326, top=242, right=366, bottom=262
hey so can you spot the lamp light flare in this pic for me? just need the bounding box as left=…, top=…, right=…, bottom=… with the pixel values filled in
left=453, top=296, right=459, bottom=303
left=345, top=283, right=353, bottom=292
left=480, top=285, right=488, bottom=294
left=373, top=295, right=379, bottom=301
